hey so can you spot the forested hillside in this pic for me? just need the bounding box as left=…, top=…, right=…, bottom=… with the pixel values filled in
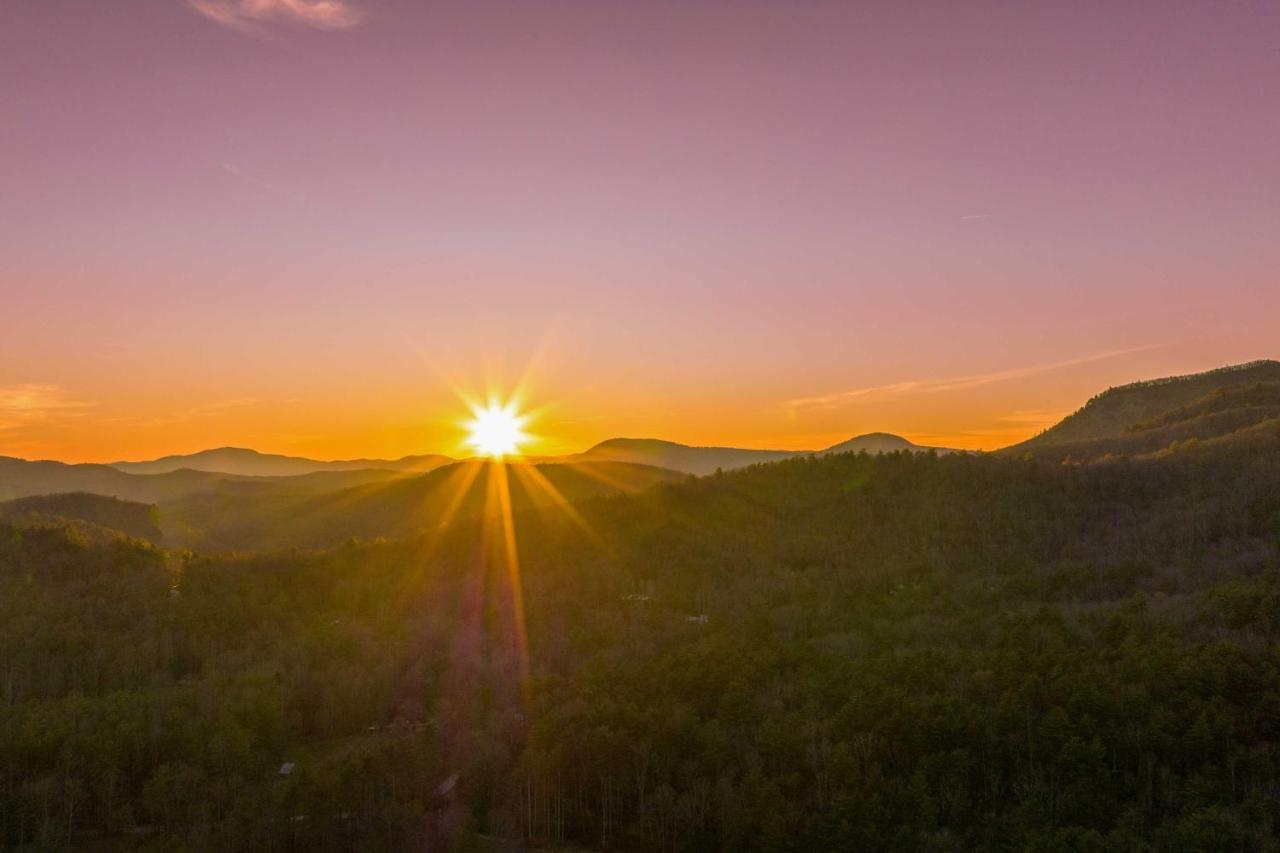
left=0, top=493, right=162, bottom=543
left=159, top=459, right=687, bottom=551
left=2, top=415, right=1278, bottom=850
left=1010, top=360, right=1280, bottom=454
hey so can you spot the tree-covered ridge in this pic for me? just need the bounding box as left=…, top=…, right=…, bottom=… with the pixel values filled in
left=2, top=419, right=1279, bottom=850
left=1127, top=381, right=1280, bottom=433
left=0, top=493, right=163, bottom=544
left=1010, top=359, right=1280, bottom=451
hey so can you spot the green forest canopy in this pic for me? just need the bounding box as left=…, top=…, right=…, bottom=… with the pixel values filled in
left=1, top=366, right=1279, bottom=851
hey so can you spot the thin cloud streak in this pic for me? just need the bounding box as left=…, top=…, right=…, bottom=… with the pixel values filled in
left=786, top=345, right=1165, bottom=412
left=0, top=385, right=91, bottom=417
left=188, top=0, right=363, bottom=33
left=219, top=162, right=275, bottom=192
left=0, top=385, right=93, bottom=434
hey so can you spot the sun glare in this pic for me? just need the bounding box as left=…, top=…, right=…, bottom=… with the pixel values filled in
left=465, top=401, right=529, bottom=458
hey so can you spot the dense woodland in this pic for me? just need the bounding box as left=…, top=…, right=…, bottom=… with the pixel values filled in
left=2, top=370, right=1280, bottom=851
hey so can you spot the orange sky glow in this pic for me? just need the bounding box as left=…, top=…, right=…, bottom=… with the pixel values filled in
left=1, top=2, right=1277, bottom=463
left=2, top=337, right=1274, bottom=464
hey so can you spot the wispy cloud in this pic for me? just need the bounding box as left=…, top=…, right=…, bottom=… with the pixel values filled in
left=0, top=384, right=93, bottom=433
left=188, top=0, right=363, bottom=34
left=785, top=345, right=1164, bottom=412
left=219, top=161, right=275, bottom=192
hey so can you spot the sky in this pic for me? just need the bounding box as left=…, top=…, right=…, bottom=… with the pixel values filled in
left=1, top=0, right=1277, bottom=463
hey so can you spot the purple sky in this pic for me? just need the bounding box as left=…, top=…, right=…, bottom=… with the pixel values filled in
left=1, top=0, right=1277, bottom=461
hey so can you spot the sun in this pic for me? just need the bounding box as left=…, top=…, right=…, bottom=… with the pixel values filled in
left=464, top=401, right=529, bottom=458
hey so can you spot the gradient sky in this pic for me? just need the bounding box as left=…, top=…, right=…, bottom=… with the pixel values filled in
left=1, top=0, right=1277, bottom=463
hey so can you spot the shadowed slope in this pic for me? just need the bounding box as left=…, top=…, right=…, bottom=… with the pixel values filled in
left=160, top=459, right=687, bottom=551
left=0, top=492, right=163, bottom=543
left=0, top=457, right=221, bottom=503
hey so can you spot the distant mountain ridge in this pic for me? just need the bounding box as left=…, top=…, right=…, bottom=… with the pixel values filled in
left=568, top=439, right=797, bottom=476
left=112, top=446, right=452, bottom=477
left=98, top=433, right=945, bottom=481
left=568, top=432, right=945, bottom=475
left=822, top=432, right=922, bottom=455
left=10, top=358, right=1276, bottom=493
left=3, top=359, right=1277, bottom=552
left=1, top=432, right=947, bottom=498
left=0, top=456, right=408, bottom=503
left=14, top=359, right=1274, bottom=499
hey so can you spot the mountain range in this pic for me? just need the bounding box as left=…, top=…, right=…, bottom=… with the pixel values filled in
left=0, top=457, right=411, bottom=504
left=565, top=431, right=940, bottom=476
left=0, top=432, right=943, bottom=502
left=5, top=359, right=1279, bottom=849
left=111, top=446, right=453, bottom=477
left=1, top=360, right=1275, bottom=551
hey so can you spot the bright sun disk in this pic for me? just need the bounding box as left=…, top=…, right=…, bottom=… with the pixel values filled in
left=464, top=401, right=529, bottom=458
